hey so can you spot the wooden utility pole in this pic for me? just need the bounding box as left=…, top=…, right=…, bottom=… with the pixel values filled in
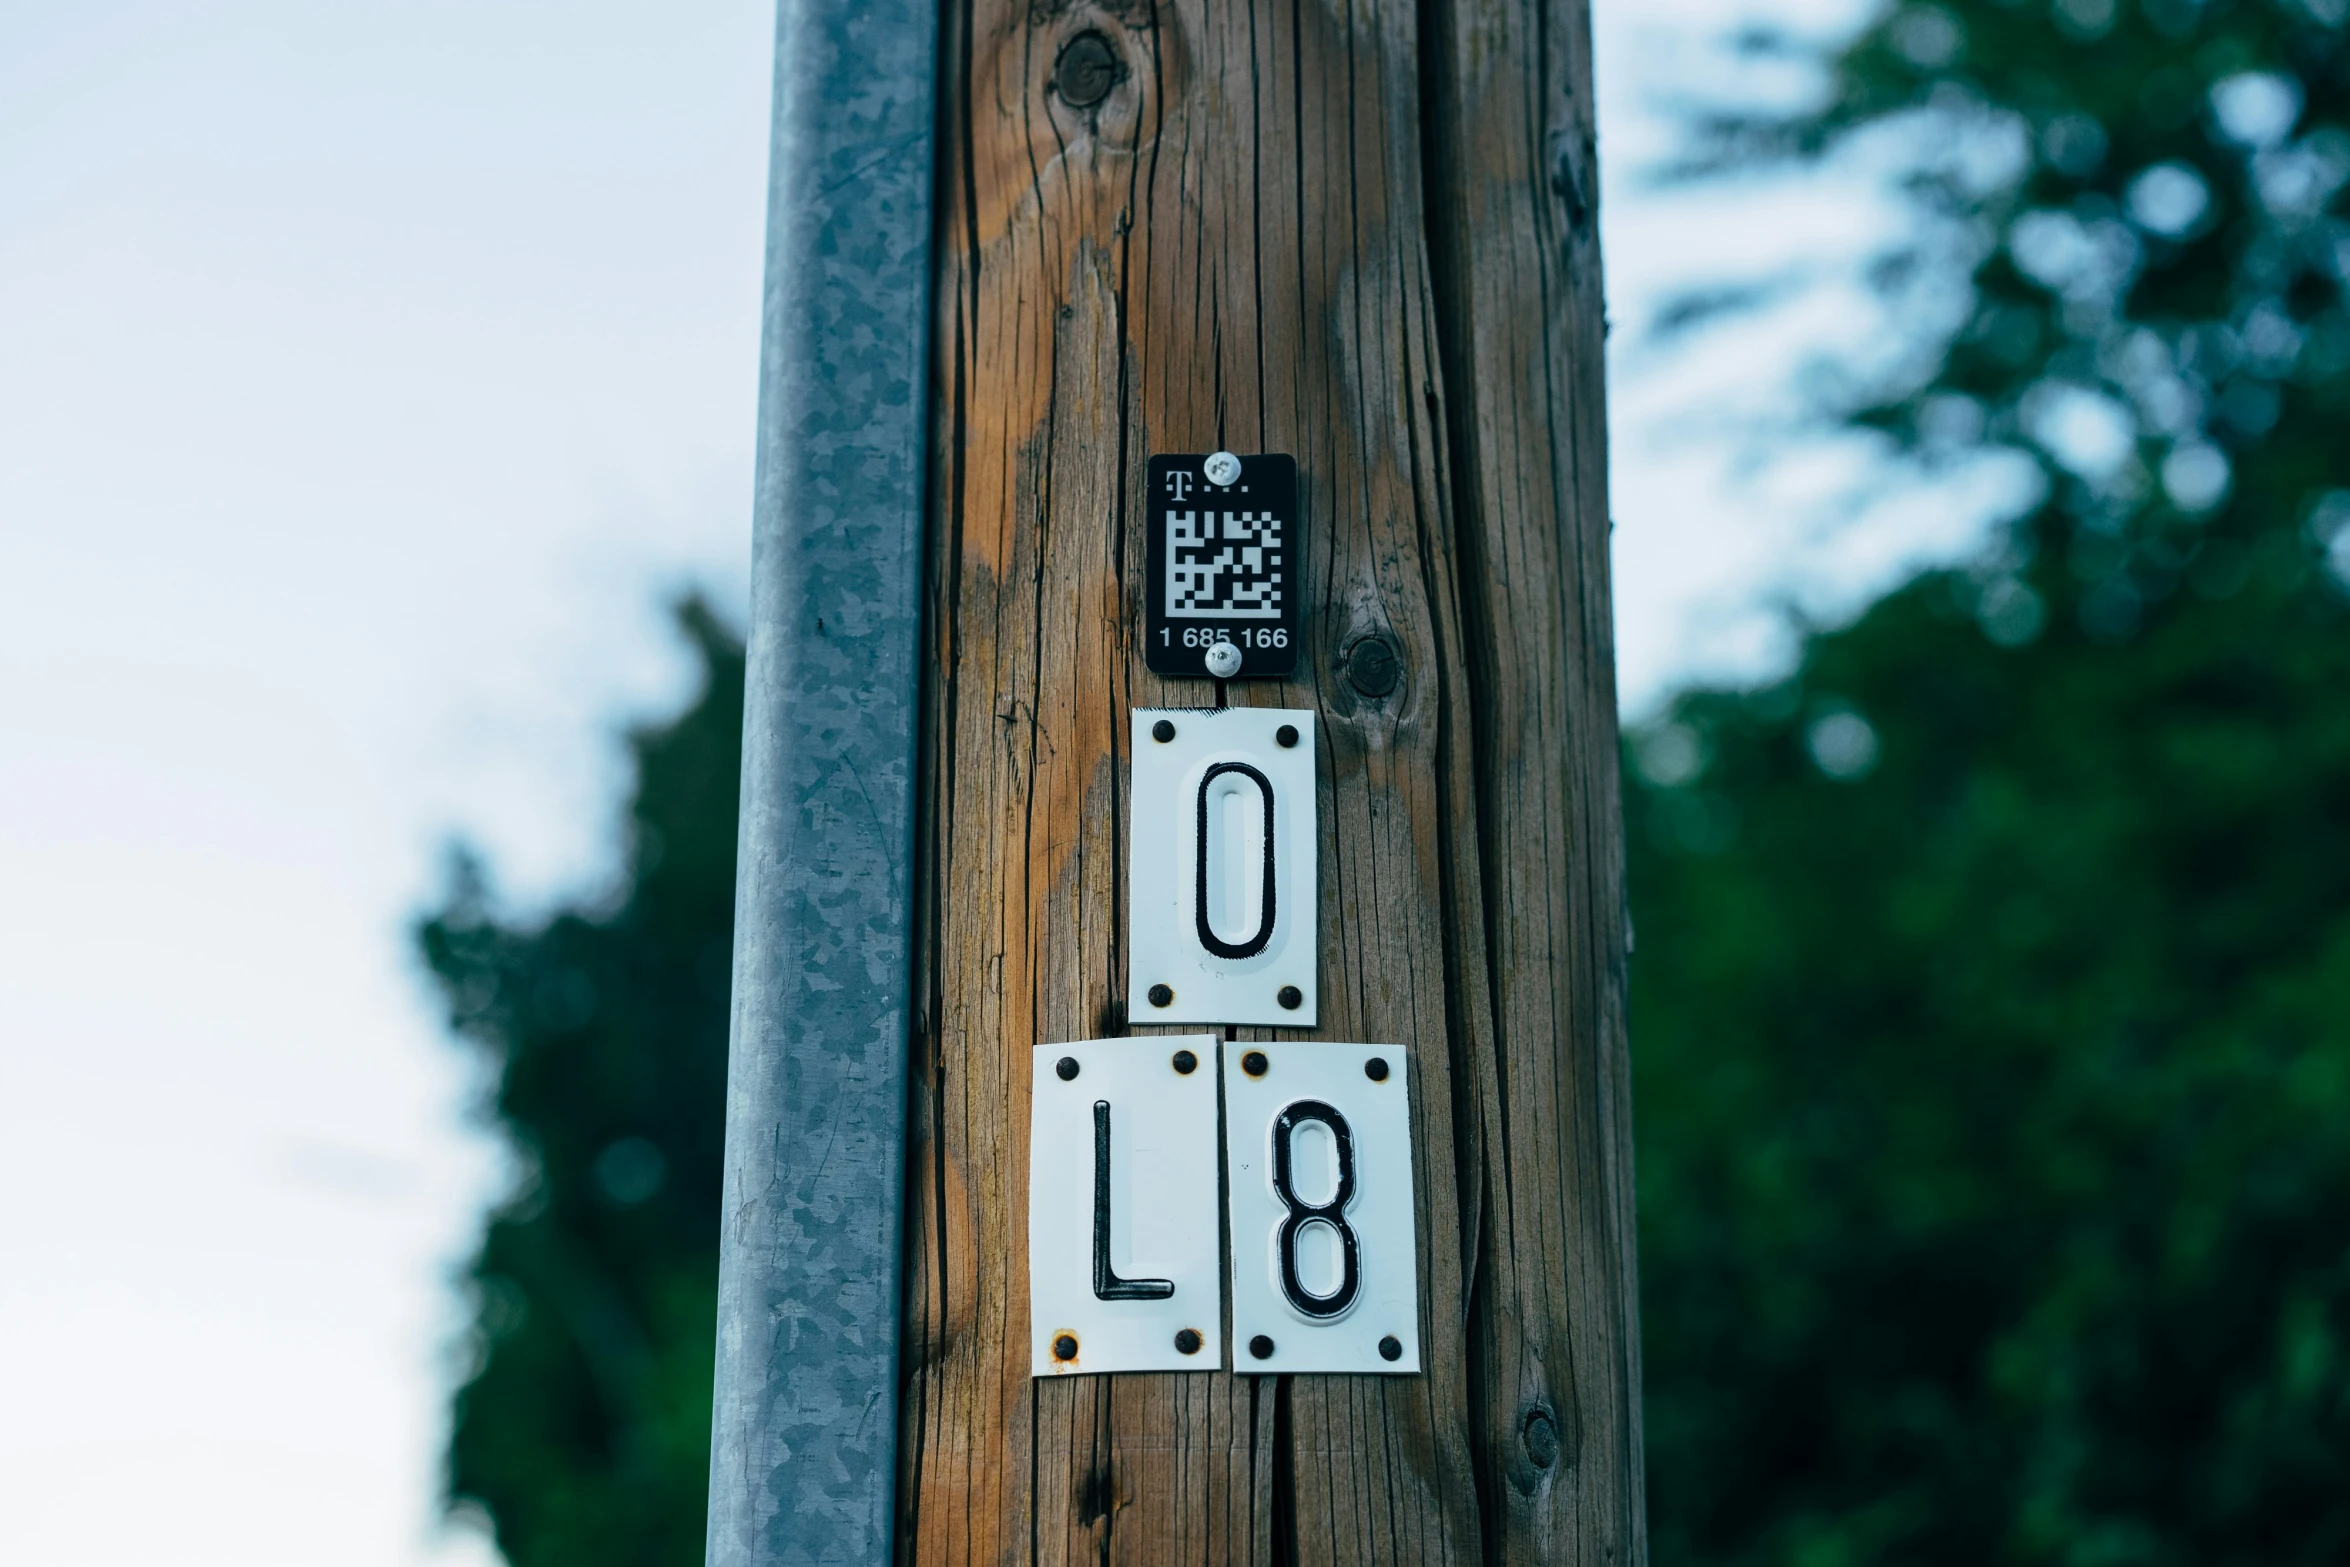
left=894, top=0, right=1640, bottom=1558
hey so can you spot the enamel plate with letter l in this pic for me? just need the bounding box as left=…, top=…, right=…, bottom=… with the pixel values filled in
left=1223, top=1041, right=1420, bottom=1374
left=1128, top=706, right=1316, bottom=1027
left=1029, top=1037, right=1224, bottom=1375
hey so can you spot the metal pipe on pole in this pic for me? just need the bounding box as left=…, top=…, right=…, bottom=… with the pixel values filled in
left=705, top=0, right=938, bottom=1562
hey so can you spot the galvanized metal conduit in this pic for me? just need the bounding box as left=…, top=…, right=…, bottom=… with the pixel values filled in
left=705, top=0, right=938, bottom=1561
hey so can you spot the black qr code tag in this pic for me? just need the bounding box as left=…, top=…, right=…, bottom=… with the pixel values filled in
left=1144, top=452, right=1299, bottom=679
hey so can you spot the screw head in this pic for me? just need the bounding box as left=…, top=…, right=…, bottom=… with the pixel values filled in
left=1241, top=1050, right=1269, bottom=1077
left=1151, top=718, right=1176, bottom=743
left=1056, top=1056, right=1080, bottom=1081
left=1052, top=1333, right=1080, bottom=1362
left=1248, top=1334, right=1275, bottom=1360
left=1147, top=983, right=1174, bottom=1008
left=1204, top=451, right=1242, bottom=486
left=1277, top=985, right=1303, bottom=1010
left=1052, top=31, right=1122, bottom=109
left=1378, top=1335, right=1403, bottom=1362
left=1174, top=1328, right=1203, bottom=1355
left=1204, top=640, right=1243, bottom=678
left=1172, top=1048, right=1198, bottom=1074
left=1275, top=723, right=1299, bottom=747
left=1364, top=1055, right=1389, bottom=1082
left=1346, top=636, right=1401, bottom=699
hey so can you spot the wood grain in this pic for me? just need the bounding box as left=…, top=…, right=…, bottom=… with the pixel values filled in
left=898, top=0, right=1639, bottom=1558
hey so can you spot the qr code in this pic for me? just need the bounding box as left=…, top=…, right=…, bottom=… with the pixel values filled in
left=1165, top=509, right=1283, bottom=619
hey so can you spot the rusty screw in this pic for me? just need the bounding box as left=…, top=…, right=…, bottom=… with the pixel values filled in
left=1364, top=1056, right=1389, bottom=1082
left=1148, top=984, right=1174, bottom=1008
left=1174, top=1328, right=1203, bottom=1355
left=1054, top=31, right=1123, bottom=110
left=1241, top=1050, right=1269, bottom=1077
left=1172, top=1048, right=1198, bottom=1074
left=1053, top=1333, right=1080, bottom=1362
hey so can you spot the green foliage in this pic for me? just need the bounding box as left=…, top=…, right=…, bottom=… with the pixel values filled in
left=416, top=600, right=743, bottom=1567
left=1636, top=1, right=2350, bottom=1561
left=1634, top=568, right=2350, bottom=1564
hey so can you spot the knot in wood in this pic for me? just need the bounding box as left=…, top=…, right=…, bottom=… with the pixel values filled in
left=1549, top=128, right=1597, bottom=228
left=1346, top=636, right=1401, bottom=699
left=1520, top=1404, right=1561, bottom=1470
left=1076, top=1460, right=1114, bottom=1522
left=1052, top=31, right=1123, bottom=110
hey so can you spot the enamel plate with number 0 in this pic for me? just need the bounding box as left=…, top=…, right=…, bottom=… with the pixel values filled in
left=1223, top=1042, right=1420, bottom=1374
left=1029, top=1038, right=1224, bottom=1375
left=1128, top=707, right=1316, bottom=1027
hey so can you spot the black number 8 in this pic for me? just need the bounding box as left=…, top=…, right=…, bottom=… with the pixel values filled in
left=1271, top=1099, right=1361, bottom=1318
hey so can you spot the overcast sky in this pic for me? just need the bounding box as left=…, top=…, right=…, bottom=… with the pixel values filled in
left=0, top=2, right=1971, bottom=1563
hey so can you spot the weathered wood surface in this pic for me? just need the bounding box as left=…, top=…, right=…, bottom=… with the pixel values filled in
left=896, top=0, right=1639, bottom=1557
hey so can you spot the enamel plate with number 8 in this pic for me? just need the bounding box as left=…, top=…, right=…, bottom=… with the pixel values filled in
left=1223, top=1041, right=1421, bottom=1374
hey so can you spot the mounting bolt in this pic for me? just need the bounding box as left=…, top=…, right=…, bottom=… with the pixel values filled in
left=1174, top=1328, right=1203, bottom=1355
left=1172, top=1048, right=1198, bottom=1074
left=1249, top=1334, right=1275, bottom=1360
left=1346, top=636, right=1401, bottom=699
left=1204, top=640, right=1243, bottom=678
left=1364, top=1056, right=1389, bottom=1082
left=1152, top=718, right=1176, bottom=742
left=1148, top=984, right=1174, bottom=1008
left=1277, top=985, right=1303, bottom=1010
left=1275, top=723, right=1299, bottom=747
left=1241, top=1050, right=1269, bottom=1077
left=1052, top=31, right=1122, bottom=110
left=1378, top=1335, right=1403, bottom=1362
left=1204, top=451, right=1242, bottom=486
left=1053, top=1333, right=1080, bottom=1362
left=1056, top=1056, right=1080, bottom=1081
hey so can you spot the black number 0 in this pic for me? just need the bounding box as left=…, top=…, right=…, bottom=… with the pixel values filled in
left=1271, top=1099, right=1362, bottom=1317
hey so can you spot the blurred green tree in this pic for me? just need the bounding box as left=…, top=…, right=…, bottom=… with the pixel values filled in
left=1633, top=0, right=2350, bottom=1562
left=416, top=600, right=742, bottom=1567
